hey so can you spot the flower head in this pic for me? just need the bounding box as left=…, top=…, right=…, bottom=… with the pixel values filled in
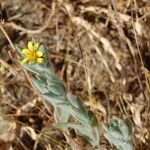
left=21, top=41, right=44, bottom=64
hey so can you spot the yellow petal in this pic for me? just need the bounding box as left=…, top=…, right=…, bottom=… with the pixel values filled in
left=22, top=49, right=30, bottom=55
left=21, top=57, right=29, bottom=64
left=34, top=43, right=39, bottom=50
left=37, top=58, right=44, bottom=63
left=28, top=41, right=34, bottom=51
left=36, top=51, right=43, bottom=57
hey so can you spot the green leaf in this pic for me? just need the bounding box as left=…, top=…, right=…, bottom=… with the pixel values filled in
left=15, top=44, right=24, bottom=56
left=67, top=93, right=87, bottom=113
left=56, top=123, right=91, bottom=139
left=71, top=107, right=89, bottom=123
left=54, top=107, right=70, bottom=123
left=104, top=131, right=133, bottom=150
left=39, top=44, right=46, bottom=53
left=46, top=73, right=65, bottom=87
left=30, top=63, right=48, bottom=74
left=22, top=63, right=47, bottom=75
left=31, top=36, right=36, bottom=44
left=47, top=83, right=66, bottom=96
left=35, top=75, right=47, bottom=86
left=32, top=78, right=48, bottom=93
left=103, top=118, right=133, bottom=150
left=66, top=93, right=89, bottom=123
left=56, top=123, right=99, bottom=147
left=124, top=118, right=132, bottom=136
left=88, top=111, right=99, bottom=127
left=109, top=118, right=120, bottom=132
left=43, top=92, right=66, bottom=104
left=119, top=122, right=131, bottom=141
left=87, top=111, right=100, bottom=146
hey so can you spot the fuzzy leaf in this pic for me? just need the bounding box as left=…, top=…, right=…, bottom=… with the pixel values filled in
left=71, top=107, right=89, bottom=123
left=31, top=37, right=36, bottom=44
left=32, top=78, right=48, bottom=93
left=29, top=63, right=47, bottom=74
left=47, top=83, right=66, bottom=96
left=56, top=123, right=99, bottom=147
left=104, top=131, right=132, bottom=150
left=88, top=111, right=99, bottom=127
left=16, top=44, right=24, bottom=55
left=46, top=73, right=65, bottom=87
left=22, top=63, right=47, bottom=75
left=56, top=123, right=91, bottom=140
left=35, top=75, right=47, bottom=86
left=124, top=119, right=132, bottom=136
left=67, top=93, right=87, bottom=113
left=39, top=44, right=46, bottom=53
left=55, top=107, right=70, bottom=123
left=43, top=92, right=66, bottom=104
left=103, top=118, right=133, bottom=150
left=119, top=122, right=131, bottom=141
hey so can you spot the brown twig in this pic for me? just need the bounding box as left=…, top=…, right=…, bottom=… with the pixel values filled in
left=1, top=2, right=55, bottom=34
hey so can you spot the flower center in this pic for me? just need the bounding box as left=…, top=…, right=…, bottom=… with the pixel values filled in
left=27, top=51, right=37, bottom=60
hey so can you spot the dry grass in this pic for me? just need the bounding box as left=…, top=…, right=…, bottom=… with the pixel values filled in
left=0, top=0, right=150, bottom=149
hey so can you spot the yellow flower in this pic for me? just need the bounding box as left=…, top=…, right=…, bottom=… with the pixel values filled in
left=21, top=41, right=44, bottom=64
